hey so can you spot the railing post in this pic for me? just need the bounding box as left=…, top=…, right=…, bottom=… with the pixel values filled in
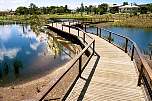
left=137, top=64, right=144, bottom=86
left=99, top=28, right=101, bottom=37
left=52, top=22, right=53, bottom=27
left=125, top=38, right=128, bottom=53
left=150, top=51, right=152, bottom=60
left=69, top=26, right=70, bottom=33
left=62, top=25, right=63, bottom=30
left=79, top=56, right=82, bottom=77
left=78, top=28, right=79, bottom=36
left=69, top=22, right=70, bottom=25
left=85, top=24, right=86, bottom=32
left=97, top=27, right=98, bottom=36
left=83, top=32, right=85, bottom=43
left=131, top=45, right=135, bottom=61
left=109, top=32, right=112, bottom=43
left=56, top=22, right=57, bottom=27
left=93, top=40, right=95, bottom=54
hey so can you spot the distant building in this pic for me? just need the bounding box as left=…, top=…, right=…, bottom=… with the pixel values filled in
left=109, top=4, right=121, bottom=14
left=0, top=11, right=9, bottom=16
left=0, top=10, right=15, bottom=16
left=108, top=3, right=140, bottom=14
left=119, top=4, right=139, bottom=13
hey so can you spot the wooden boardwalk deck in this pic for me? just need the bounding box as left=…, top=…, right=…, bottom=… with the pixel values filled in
left=49, top=23, right=146, bottom=101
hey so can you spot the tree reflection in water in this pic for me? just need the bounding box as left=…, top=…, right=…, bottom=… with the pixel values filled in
left=13, top=59, right=23, bottom=77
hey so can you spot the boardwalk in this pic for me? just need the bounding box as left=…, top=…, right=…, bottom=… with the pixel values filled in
left=49, top=23, right=146, bottom=101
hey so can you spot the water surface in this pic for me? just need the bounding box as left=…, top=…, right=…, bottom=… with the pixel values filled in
left=86, top=26, right=152, bottom=52
left=0, top=24, right=76, bottom=85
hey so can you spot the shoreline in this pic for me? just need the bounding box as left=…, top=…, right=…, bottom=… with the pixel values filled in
left=0, top=44, right=82, bottom=101
left=0, top=59, right=70, bottom=87
left=93, top=21, right=152, bottom=29
left=0, top=61, right=71, bottom=101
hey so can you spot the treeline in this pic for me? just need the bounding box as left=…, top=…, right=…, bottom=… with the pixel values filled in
left=76, top=3, right=108, bottom=15
left=76, top=2, right=152, bottom=15
left=13, top=2, right=152, bottom=15
left=140, top=4, right=152, bottom=14
left=16, top=3, right=71, bottom=15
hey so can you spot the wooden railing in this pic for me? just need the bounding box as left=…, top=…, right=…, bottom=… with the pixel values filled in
left=84, top=25, right=152, bottom=100
left=26, top=18, right=152, bottom=100
left=29, top=21, right=95, bottom=101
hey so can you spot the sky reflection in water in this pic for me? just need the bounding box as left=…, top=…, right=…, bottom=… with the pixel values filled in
left=0, top=24, right=72, bottom=85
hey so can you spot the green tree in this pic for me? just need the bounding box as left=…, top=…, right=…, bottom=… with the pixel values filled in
left=98, top=3, right=108, bottom=14
left=147, top=4, right=152, bottom=12
left=29, top=3, right=39, bottom=14
left=140, top=6, right=148, bottom=14
left=80, top=3, right=84, bottom=16
left=13, top=59, right=23, bottom=75
left=90, top=6, right=96, bottom=14
left=64, top=5, right=68, bottom=13
left=123, top=2, right=128, bottom=6
left=85, top=6, right=89, bottom=14
left=16, top=7, right=29, bottom=15
left=57, top=6, right=65, bottom=13
left=88, top=5, right=93, bottom=14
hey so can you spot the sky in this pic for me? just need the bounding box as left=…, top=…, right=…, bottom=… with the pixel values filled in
left=0, top=0, right=151, bottom=11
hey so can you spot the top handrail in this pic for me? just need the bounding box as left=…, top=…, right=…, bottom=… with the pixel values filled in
left=63, top=24, right=94, bottom=40
left=101, top=28, right=129, bottom=39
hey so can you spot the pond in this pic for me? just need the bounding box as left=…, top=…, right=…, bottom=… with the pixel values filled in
left=0, top=24, right=78, bottom=86
left=86, top=26, right=152, bottom=54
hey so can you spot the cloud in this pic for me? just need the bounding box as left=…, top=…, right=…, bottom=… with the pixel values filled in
left=0, top=25, right=11, bottom=41
left=30, top=42, right=40, bottom=50
left=0, top=0, right=28, bottom=10
left=0, top=48, right=21, bottom=61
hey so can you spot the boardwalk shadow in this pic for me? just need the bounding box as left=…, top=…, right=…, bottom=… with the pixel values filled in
left=62, top=52, right=100, bottom=101
left=77, top=52, right=100, bottom=101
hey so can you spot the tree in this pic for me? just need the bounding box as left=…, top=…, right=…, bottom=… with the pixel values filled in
left=15, top=3, right=72, bottom=15
left=39, top=7, right=47, bottom=14
left=56, top=6, right=65, bottom=13
left=85, top=6, right=89, bottom=14
left=98, top=3, right=108, bottom=14
left=80, top=3, right=84, bottom=16
left=29, top=3, right=39, bottom=14
left=16, top=7, right=29, bottom=15
left=88, top=5, right=93, bottom=14
left=65, top=5, right=68, bottom=13
left=123, top=2, right=128, bottom=6
left=140, top=6, right=148, bottom=14
left=13, top=59, right=23, bottom=75
left=92, top=6, right=98, bottom=14
left=147, top=4, right=152, bottom=13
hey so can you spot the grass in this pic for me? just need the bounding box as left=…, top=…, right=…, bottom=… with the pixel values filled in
left=112, top=14, right=152, bottom=28
left=0, top=13, right=93, bottom=22
left=0, top=13, right=152, bottom=28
